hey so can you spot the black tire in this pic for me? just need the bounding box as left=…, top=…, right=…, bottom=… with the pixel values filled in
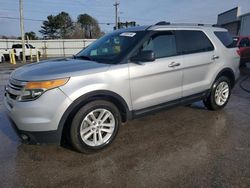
left=19, top=53, right=22, bottom=61
left=240, top=63, right=246, bottom=68
left=203, top=76, right=232, bottom=110
left=0, top=56, right=4, bottom=63
left=70, top=100, right=121, bottom=153
left=19, top=53, right=30, bottom=60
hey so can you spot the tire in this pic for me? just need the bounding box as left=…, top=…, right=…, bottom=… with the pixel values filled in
left=239, top=61, right=246, bottom=67
left=203, top=76, right=232, bottom=110
left=19, top=53, right=22, bottom=61
left=19, top=53, right=29, bottom=60
left=0, top=56, right=4, bottom=63
left=70, top=100, right=121, bottom=153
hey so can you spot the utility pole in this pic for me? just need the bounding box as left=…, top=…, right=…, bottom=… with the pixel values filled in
left=114, top=1, right=119, bottom=30
left=19, top=0, right=26, bottom=63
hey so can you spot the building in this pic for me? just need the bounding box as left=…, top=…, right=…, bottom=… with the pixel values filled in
left=239, top=12, right=250, bottom=36
left=217, top=7, right=250, bottom=36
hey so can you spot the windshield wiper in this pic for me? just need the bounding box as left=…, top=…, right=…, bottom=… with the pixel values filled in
left=73, top=55, right=93, bottom=61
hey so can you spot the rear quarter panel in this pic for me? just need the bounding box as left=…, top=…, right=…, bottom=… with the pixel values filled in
left=207, top=28, right=240, bottom=84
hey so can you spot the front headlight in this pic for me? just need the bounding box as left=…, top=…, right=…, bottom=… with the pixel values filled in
left=17, top=78, right=69, bottom=102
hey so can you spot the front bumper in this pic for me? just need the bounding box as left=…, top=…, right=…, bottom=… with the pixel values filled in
left=4, top=88, right=72, bottom=144
left=7, top=116, right=62, bottom=144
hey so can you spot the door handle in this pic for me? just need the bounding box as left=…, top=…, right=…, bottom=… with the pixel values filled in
left=168, top=62, right=180, bottom=68
left=212, top=55, right=219, bottom=60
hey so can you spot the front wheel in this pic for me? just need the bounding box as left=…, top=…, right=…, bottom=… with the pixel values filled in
left=203, top=76, right=232, bottom=110
left=0, top=56, right=4, bottom=63
left=70, top=100, right=121, bottom=153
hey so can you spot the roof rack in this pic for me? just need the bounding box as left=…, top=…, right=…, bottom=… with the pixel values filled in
left=155, top=21, right=170, bottom=25
left=153, top=22, right=217, bottom=27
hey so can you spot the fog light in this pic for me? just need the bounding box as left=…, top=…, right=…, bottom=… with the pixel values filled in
left=21, top=134, right=29, bottom=141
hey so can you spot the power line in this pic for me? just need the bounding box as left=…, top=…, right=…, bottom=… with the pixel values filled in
left=0, top=16, right=44, bottom=22
left=0, top=8, right=113, bottom=19
left=0, top=16, right=115, bottom=25
left=0, top=0, right=111, bottom=12
left=0, top=8, right=61, bottom=15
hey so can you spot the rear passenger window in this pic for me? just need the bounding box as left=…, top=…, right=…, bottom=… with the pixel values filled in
left=176, top=30, right=214, bottom=55
left=214, top=31, right=234, bottom=48
left=141, top=31, right=177, bottom=58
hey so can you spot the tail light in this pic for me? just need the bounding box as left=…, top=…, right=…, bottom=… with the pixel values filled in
left=236, top=49, right=241, bottom=56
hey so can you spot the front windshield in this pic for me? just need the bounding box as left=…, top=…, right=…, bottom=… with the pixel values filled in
left=75, top=31, right=146, bottom=64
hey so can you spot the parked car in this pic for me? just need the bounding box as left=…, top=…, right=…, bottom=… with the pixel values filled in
left=233, top=36, right=250, bottom=66
left=3, top=43, right=41, bottom=61
left=4, top=22, right=240, bottom=153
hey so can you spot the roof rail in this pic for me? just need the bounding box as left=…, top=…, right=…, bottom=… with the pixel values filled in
left=147, top=22, right=223, bottom=31
left=168, top=23, right=214, bottom=26
left=153, top=22, right=217, bottom=27
left=155, top=21, right=170, bottom=25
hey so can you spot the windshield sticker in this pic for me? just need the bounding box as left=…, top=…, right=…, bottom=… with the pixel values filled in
left=120, top=32, right=136, bottom=37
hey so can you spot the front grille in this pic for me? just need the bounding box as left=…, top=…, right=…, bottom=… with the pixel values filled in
left=6, top=78, right=27, bottom=100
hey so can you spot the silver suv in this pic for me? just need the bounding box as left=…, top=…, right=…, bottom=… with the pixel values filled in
left=4, top=23, right=240, bottom=153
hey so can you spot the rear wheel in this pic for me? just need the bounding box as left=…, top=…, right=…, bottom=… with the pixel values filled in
left=70, top=100, right=121, bottom=153
left=203, top=76, right=231, bottom=110
left=19, top=53, right=22, bottom=61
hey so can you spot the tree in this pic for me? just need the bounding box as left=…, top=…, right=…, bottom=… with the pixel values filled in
left=77, top=14, right=101, bottom=39
left=40, top=15, right=59, bottom=39
left=70, top=23, right=85, bottom=39
left=39, top=12, right=73, bottom=39
left=1, top=35, right=8, bottom=39
left=25, top=31, right=38, bottom=40
left=56, top=12, right=73, bottom=38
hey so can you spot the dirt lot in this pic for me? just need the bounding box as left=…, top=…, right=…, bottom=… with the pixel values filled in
left=0, top=61, right=250, bottom=187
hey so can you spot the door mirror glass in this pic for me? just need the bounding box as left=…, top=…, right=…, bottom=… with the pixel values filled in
left=131, top=50, right=155, bottom=63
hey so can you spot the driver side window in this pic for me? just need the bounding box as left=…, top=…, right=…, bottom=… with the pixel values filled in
left=141, top=31, right=177, bottom=59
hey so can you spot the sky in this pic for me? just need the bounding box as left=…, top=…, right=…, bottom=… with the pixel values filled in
left=0, top=0, right=250, bottom=37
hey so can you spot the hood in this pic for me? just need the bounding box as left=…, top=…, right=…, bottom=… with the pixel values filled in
left=11, top=58, right=110, bottom=81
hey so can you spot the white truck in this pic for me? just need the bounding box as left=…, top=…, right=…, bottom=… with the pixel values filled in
left=3, top=43, right=41, bottom=61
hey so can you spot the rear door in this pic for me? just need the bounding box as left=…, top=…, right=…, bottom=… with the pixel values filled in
left=176, top=30, right=216, bottom=97
left=129, top=31, right=183, bottom=110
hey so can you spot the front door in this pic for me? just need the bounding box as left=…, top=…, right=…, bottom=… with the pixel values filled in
left=129, top=31, right=183, bottom=110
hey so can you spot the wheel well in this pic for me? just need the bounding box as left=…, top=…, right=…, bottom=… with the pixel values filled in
left=216, top=69, right=235, bottom=87
left=60, top=92, right=130, bottom=145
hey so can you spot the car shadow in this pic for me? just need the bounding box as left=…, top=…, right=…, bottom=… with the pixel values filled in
left=0, top=111, right=19, bottom=143
left=186, top=101, right=207, bottom=111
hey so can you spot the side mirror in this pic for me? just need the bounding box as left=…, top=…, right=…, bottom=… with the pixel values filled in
left=131, top=50, right=155, bottom=63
